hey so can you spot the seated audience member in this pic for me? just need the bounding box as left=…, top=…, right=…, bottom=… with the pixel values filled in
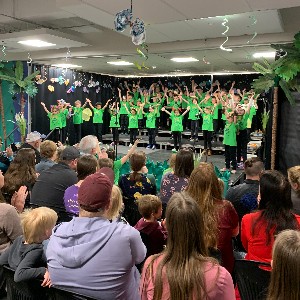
left=119, top=151, right=157, bottom=226
left=140, top=192, right=235, bottom=300
left=64, top=155, right=98, bottom=215
left=105, top=185, right=124, bottom=222
left=79, top=135, right=108, bottom=159
left=35, top=140, right=58, bottom=173
left=107, top=138, right=140, bottom=184
left=160, top=149, right=194, bottom=215
left=0, top=207, right=57, bottom=285
left=20, top=131, right=42, bottom=164
left=267, top=230, right=300, bottom=300
left=287, top=166, right=300, bottom=215
left=241, top=170, right=300, bottom=264
left=2, top=148, right=37, bottom=205
left=47, top=169, right=146, bottom=300
left=98, top=158, right=114, bottom=169
left=226, top=157, right=264, bottom=251
left=162, top=153, right=176, bottom=175
left=135, top=195, right=167, bottom=257
left=186, top=163, right=239, bottom=274
left=31, top=146, right=80, bottom=222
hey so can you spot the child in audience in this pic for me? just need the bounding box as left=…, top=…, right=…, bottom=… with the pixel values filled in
left=105, top=185, right=125, bottom=222
left=267, top=230, right=300, bottom=300
left=109, top=102, right=120, bottom=146
left=98, top=158, right=114, bottom=169
left=134, top=195, right=167, bottom=257
left=0, top=207, right=57, bottom=286
left=41, top=102, right=62, bottom=142
left=161, top=107, right=190, bottom=151
left=87, top=98, right=111, bottom=143
left=72, top=100, right=88, bottom=143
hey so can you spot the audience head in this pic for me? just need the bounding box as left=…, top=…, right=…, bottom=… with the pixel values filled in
left=25, top=131, right=42, bottom=150
left=98, top=158, right=114, bottom=169
left=78, top=168, right=114, bottom=216
left=106, top=148, right=116, bottom=161
left=129, top=151, right=146, bottom=182
left=59, top=146, right=80, bottom=170
left=186, top=163, right=221, bottom=249
left=287, top=166, right=300, bottom=197
left=77, top=155, right=98, bottom=181
left=40, top=140, right=57, bottom=161
left=137, top=195, right=162, bottom=221
left=168, top=153, right=176, bottom=171
left=244, top=157, right=264, bottom=179
left=267, top=230, right=300, bottom=300
left=105, top=185, right=123, bottom=220
left=21, top=207, right=58, bottom=244
left=174, top=149, right=194, bottom=178
left=79, top=135, right=100, bottom=156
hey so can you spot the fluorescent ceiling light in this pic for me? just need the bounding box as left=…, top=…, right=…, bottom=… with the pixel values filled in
left=253, top=51, right=276, bottom=58
left=52, top=63, right=82, bottom=68
left=107, top=61, right=133, bottom=66
left=92, top=55, right=104, bottom=58
left=171, top=57, right=199, bottom=62
left=75, top=56, right=88, bottom=59
left=18, top=40, right=56, bottom=47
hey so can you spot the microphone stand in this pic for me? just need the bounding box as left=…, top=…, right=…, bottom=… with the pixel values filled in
left=4, top=127, right=19, bottom=149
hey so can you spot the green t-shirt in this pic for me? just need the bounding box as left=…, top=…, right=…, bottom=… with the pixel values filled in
left=93, top=108, right=104, bottom=123
left=188, top=103, right=199, bottom=120
left=223, top=122, right=237, bottom=146
left=237, top=113, right=249, bottom=131
left=114, top=159, right=122, bottom=184
left=141, top=95, right=151, bottom=108
left=145, top=112, right=157, bottom=128
left=213, top=103, right=222, bottom=120
left=181, top=95, right=191, bottom=109
left=119, top=101, right=130, bottom=114
left=170, top=113, right=183, bottom=132
left=201, top=97, right=213, bottom=108
left=128, top=112, right=139, bottom=129
left=48, top=112, right=62, bottom=130
left=137, top=107, right=143, bottom=120
left=169, top=100, right=181, bottom=109
left=202, top=113, right=213, bottom=131
left=110, top=113, right=120, bottom=128
left=72, top=107, right=83, bottom=124
left=60, top=109, right=68, bottom=128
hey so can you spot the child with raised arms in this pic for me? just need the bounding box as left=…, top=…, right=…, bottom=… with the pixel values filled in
left=57, top=100, right=69, bottom=144
left=182, top=96, right=200, bottom=141
left=87, top=98, right=111, bottom=143
left=117, top=87, right=130, bottom=134
left=123, top=103, right=140, bottom=147
left=109, top=101, right=120, bottom=146
left=142, top=105, right=158, bottom=150
left=71, top=99, right=88, bottom=143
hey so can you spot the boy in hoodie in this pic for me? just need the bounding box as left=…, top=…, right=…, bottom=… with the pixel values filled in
left=134, top=195, right=168, bottom=257
left=46, top=168, right=146, bottom=300
left=0, top=207, right=57, bottom=286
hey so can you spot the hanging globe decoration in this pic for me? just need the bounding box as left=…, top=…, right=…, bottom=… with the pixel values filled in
left=130, top=18, right=146, bottom=45
left=114, top=9, right=132, bottom=32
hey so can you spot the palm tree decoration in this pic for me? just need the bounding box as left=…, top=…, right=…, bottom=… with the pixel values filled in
left=251, top=31, right=300, bottom=169
left=0, top=61, right=39, bottom=142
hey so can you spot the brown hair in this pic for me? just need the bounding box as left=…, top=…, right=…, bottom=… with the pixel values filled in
left=106, top=185, right=123, bottom=220
left=21, top=207, right=58, bottom=244
left=185, top=163, right=221, bottom=249
left=168, top=153, right=176, bottom=169
left=106, top=148, right=116, bottom=161
left=174, top=149, right=194, bottom=178
left=143, top=192, right=216, bottom=300
left=129, top=151, right=146, bottom=182
left=288, top=166, right=300, bottom=197
left=98, top=158, right=114, bottom=169
left=2, top=148, right=37, bottom=197
left=136, top=195, right=162, bottom=219
left=244, top=157, right=264, bottom=177
left=77, top=155, right=98, bottom=181
left=40, top=140, right=57, bottom=159
left=267, top=230, right=300, bottom=300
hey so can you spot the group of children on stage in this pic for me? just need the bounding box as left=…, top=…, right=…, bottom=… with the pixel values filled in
left=41, top=80, right=259, bottom=173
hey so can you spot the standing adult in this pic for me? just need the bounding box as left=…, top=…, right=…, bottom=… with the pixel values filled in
left=30, top=146, right=79, bottom=222
left=20, top=131, right=42, bottom=164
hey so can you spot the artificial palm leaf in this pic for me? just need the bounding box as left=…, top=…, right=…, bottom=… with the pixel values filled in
left=14, top=61, right=24, bottom=81
left=279, top=79, right=296, bottom=105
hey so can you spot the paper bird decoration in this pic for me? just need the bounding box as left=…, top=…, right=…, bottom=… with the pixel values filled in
left=48, top=85, right=54, bottom=92
left=67, top=85, right=75, bottom=93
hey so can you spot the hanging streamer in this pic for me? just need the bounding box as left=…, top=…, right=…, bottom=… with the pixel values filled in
left=134, top=42, right=149, bottom=70
left=247, top=15, right=257, bottom=44
left=202, top=56, right=211, bottom=65
left=220, top=18, right=232, bottom=52
left=27, top=53, right=32, bottom=64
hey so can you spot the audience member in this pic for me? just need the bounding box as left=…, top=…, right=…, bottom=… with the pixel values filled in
left=267, top=230, right=300, bottom=300
left=160, top=149, right=194, bottom=214
left=119, top=151, right=157, bottom=226
left=162, top=153, right=176, bottom=175
left=140, top=192, right=235, bottom=300
left=186, top=163, right=239, bottom=274
left=35, top=140, right=58, bottom=173
left=64, top=155, right=98, bottom=215
left=241, top=170, right=300, bottom=264
left=47, top=168, right=146, bottom=300
left=79, top=135, right=108, bottom=159
left=0, top=207, right=57, bottom=285
left=135, top=195, right=167, bottom=257
left=20, top=131, right=42, bottom=164
left=105, top=185, right=124, bottom=221
left=98, top=158, right=114, bottom=169
left=2, top=148, right=37, bottom=205
left=287, top=165, right=300, bottom=215
left=31, top=146, right=79, bottom=222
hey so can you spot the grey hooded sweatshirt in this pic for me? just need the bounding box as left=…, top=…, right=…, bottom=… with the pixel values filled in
left=46, top=217, right=146, bottom=300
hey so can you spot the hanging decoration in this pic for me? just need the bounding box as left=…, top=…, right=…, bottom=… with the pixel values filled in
left=83, top=86, right=89, bottom=93
left=202, top=56, right=211, bottom=65
left=48, top=85, right=55, bottom=92
left=1, top=45, right=7, bottom=60
left=35, top=74, right=47, bottom=85
left=96, top=86, right=100, bottom=93
left=58, top=76, right=65, bottom=85
left=220, top=18, right=232, bottom=52
left=67, top=85, right=75, bottom=93
left=15, top=113, right=26, bottom=137
left=74, top=80, right=82, bottom=87
left=82, top=108, right=92, bottom=121
left=246, top=15, right=257, bottom=44
left=64, top=79, right=70, bottom=86
left=134, top=42, right=149, bottom=70
left=114, top=8, right=133, bottom=32
left=131, top=18, right=146, bottom=45
left=27, top=53, right=32, bottom=65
